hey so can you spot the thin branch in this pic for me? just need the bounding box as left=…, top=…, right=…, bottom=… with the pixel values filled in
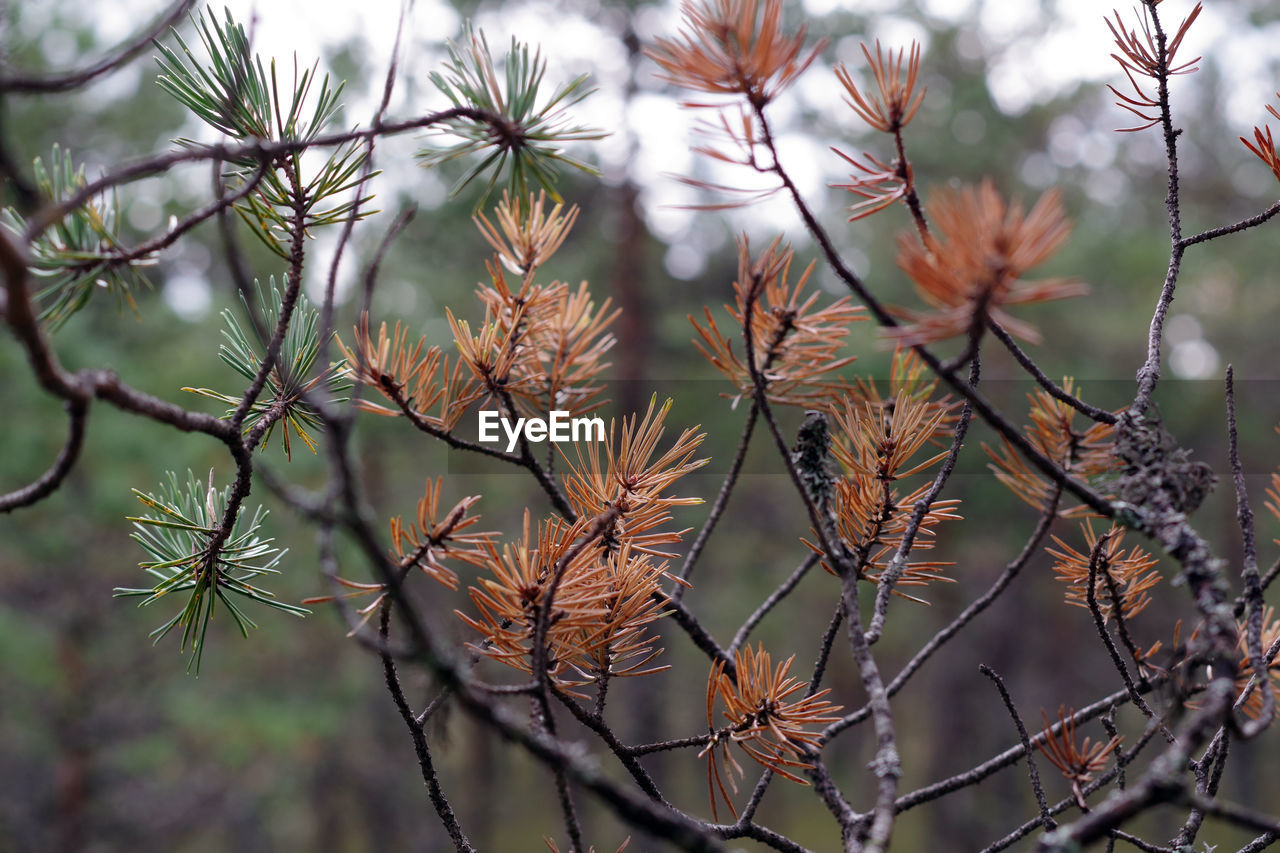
left=728, top=552, right=818, bottom=654
left=378, top=598, right=475, bottom=852
left=892, top=126, right=929, bottom=242
left=836, top=535, right=898, bottom=853
left=88, top=159, right=271, bottom=272
left=712, top=820, right=814, bottom=853
left=1128, top=0, right=1184, bottom=419
left=0, top=397, right=87, bottom=512
left=0, top=0, right=197, bottom=94
left=658, top=592, right=735, bottom=675
left=1226, top=364, right=1275, bottom=737
left=1110, top=831, right=1170, bottom=853
left=530, top=507, right=621, bottom=715
left=893, top=683, right=1148, bottom=815
left=735, top=768, right=775, bottom=826
left=497, top=387, right=577, bottom=521
left=865, top=355, right=977, bottom=644
left=1084, top=530, right=1175, bottom=742
left=1171, top=727, right=1231, bottom=850
left=1179, top=199, right=1280, bottom=248
left=1100, top=566, right=1148, bottom=682
left=989, top=322, right=1117, bottom=424
left=808, top=604, right=844, bottom=696
left=979, top=665, right=1055, bottom=832
left=1183, top=792, right=1280, bottom=837
left=825, top=487, right=1062, bottom=741
left=23, top=107, right=508, bottom=243
left=552, top=688, right=668, bottom=804
left=230, top=162, right=308, bottom=435
left=627, top=732, right=716, bottom=757
left=674, top=401, right=759, bottom=597
left=1239, top=831, right=1280, bottom=853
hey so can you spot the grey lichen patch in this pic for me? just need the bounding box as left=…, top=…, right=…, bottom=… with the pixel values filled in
left=1113, top=414, right=1217, bottom=518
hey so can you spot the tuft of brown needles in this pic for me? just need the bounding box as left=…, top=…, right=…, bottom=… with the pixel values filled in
left=646, top=0, right=824, bottom=109
left=702, top=644, right=843, bottom=819
left=891, top=179, right=1084, bottom=347
left=1105, top=2, right=1202, bottom=132
left=1036, top=706, right=1123, bottom=810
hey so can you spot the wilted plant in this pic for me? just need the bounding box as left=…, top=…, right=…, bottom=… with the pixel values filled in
left=7, top=1, right=1280, bottom=851
left=1036, top=706, right=1124, bottom=811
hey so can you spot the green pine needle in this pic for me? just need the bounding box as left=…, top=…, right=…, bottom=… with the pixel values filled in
left=417, top=25, right=606, bottom=204
left=0, top=145, right=152, bottom=330
left=115, top=470, right=308, bottom=674
left=156, top=7, right=377, bottom=256
left=183, top=277, right=348, bottom=460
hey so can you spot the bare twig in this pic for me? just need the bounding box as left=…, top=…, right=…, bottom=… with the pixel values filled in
left=729, top=552, right=818, bottom=654
left=675, top=401, right=759, bottom=597
left=1083, top=530, right=1176, bottom=742
left=0, top=0, right=197, bottom=94
left=379, top=597, right=476, bottom=852
left=0, top=397, right=87, bottom=512
left=865, top=355, right=976, bottom=644
left=989, top=322, right=1117, bottom=424
left=979, top=665, right=1055, bottom=832
left=825, top=487, right=1062, bottom=741
left=1128, top=1, right=1184, bottom=420
left=1179, top=200, right=1280, bottom=248
left=1226, top=365, right=1274, bottom=737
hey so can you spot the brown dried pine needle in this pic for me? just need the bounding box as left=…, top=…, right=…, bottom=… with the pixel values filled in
left=1046, top=521, right=1162, bottom=623
left=560, top=396, right=707, bottom=559
left=891, top=180, right=1084, bottom=347
left=646, top=0, right=824, bottom=109
left=702, top=644, right=842, bottom=819
left=1105, top=2, right=1202, bottom=131
left=474, top=190, right=579, bottom=276
left=1037, top=706, right=1123, bottom=810
left=337, top=313, right=480, bottom=429
left=985, top=380, right=1116, bottom=516
left=691, top=236, right=864, bottom=408
left=834, top=39, right=925, bottom=134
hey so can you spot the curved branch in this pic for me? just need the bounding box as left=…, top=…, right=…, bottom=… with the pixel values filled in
left=1084, top=531, right=1176, bottom=742
left=24, top=107, right=506, bottom=243
left=0, top=0, right=197, bottom=94
left=728, top=552, right=818, bottom=654
left=989, top=322, right=1117, bottom=425
left=1129, top=1, right=1185, bottom=419
left=0, top=397, right=88, bottom=512
left=379, top=598, right=475, bottom=852
left=979, top=665, right=1055, bottom=832
left=1226, top=365, right=1274, bottom=738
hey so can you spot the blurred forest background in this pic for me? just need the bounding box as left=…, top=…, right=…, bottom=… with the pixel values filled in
left=4, top=0, right=1280, bottom=850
